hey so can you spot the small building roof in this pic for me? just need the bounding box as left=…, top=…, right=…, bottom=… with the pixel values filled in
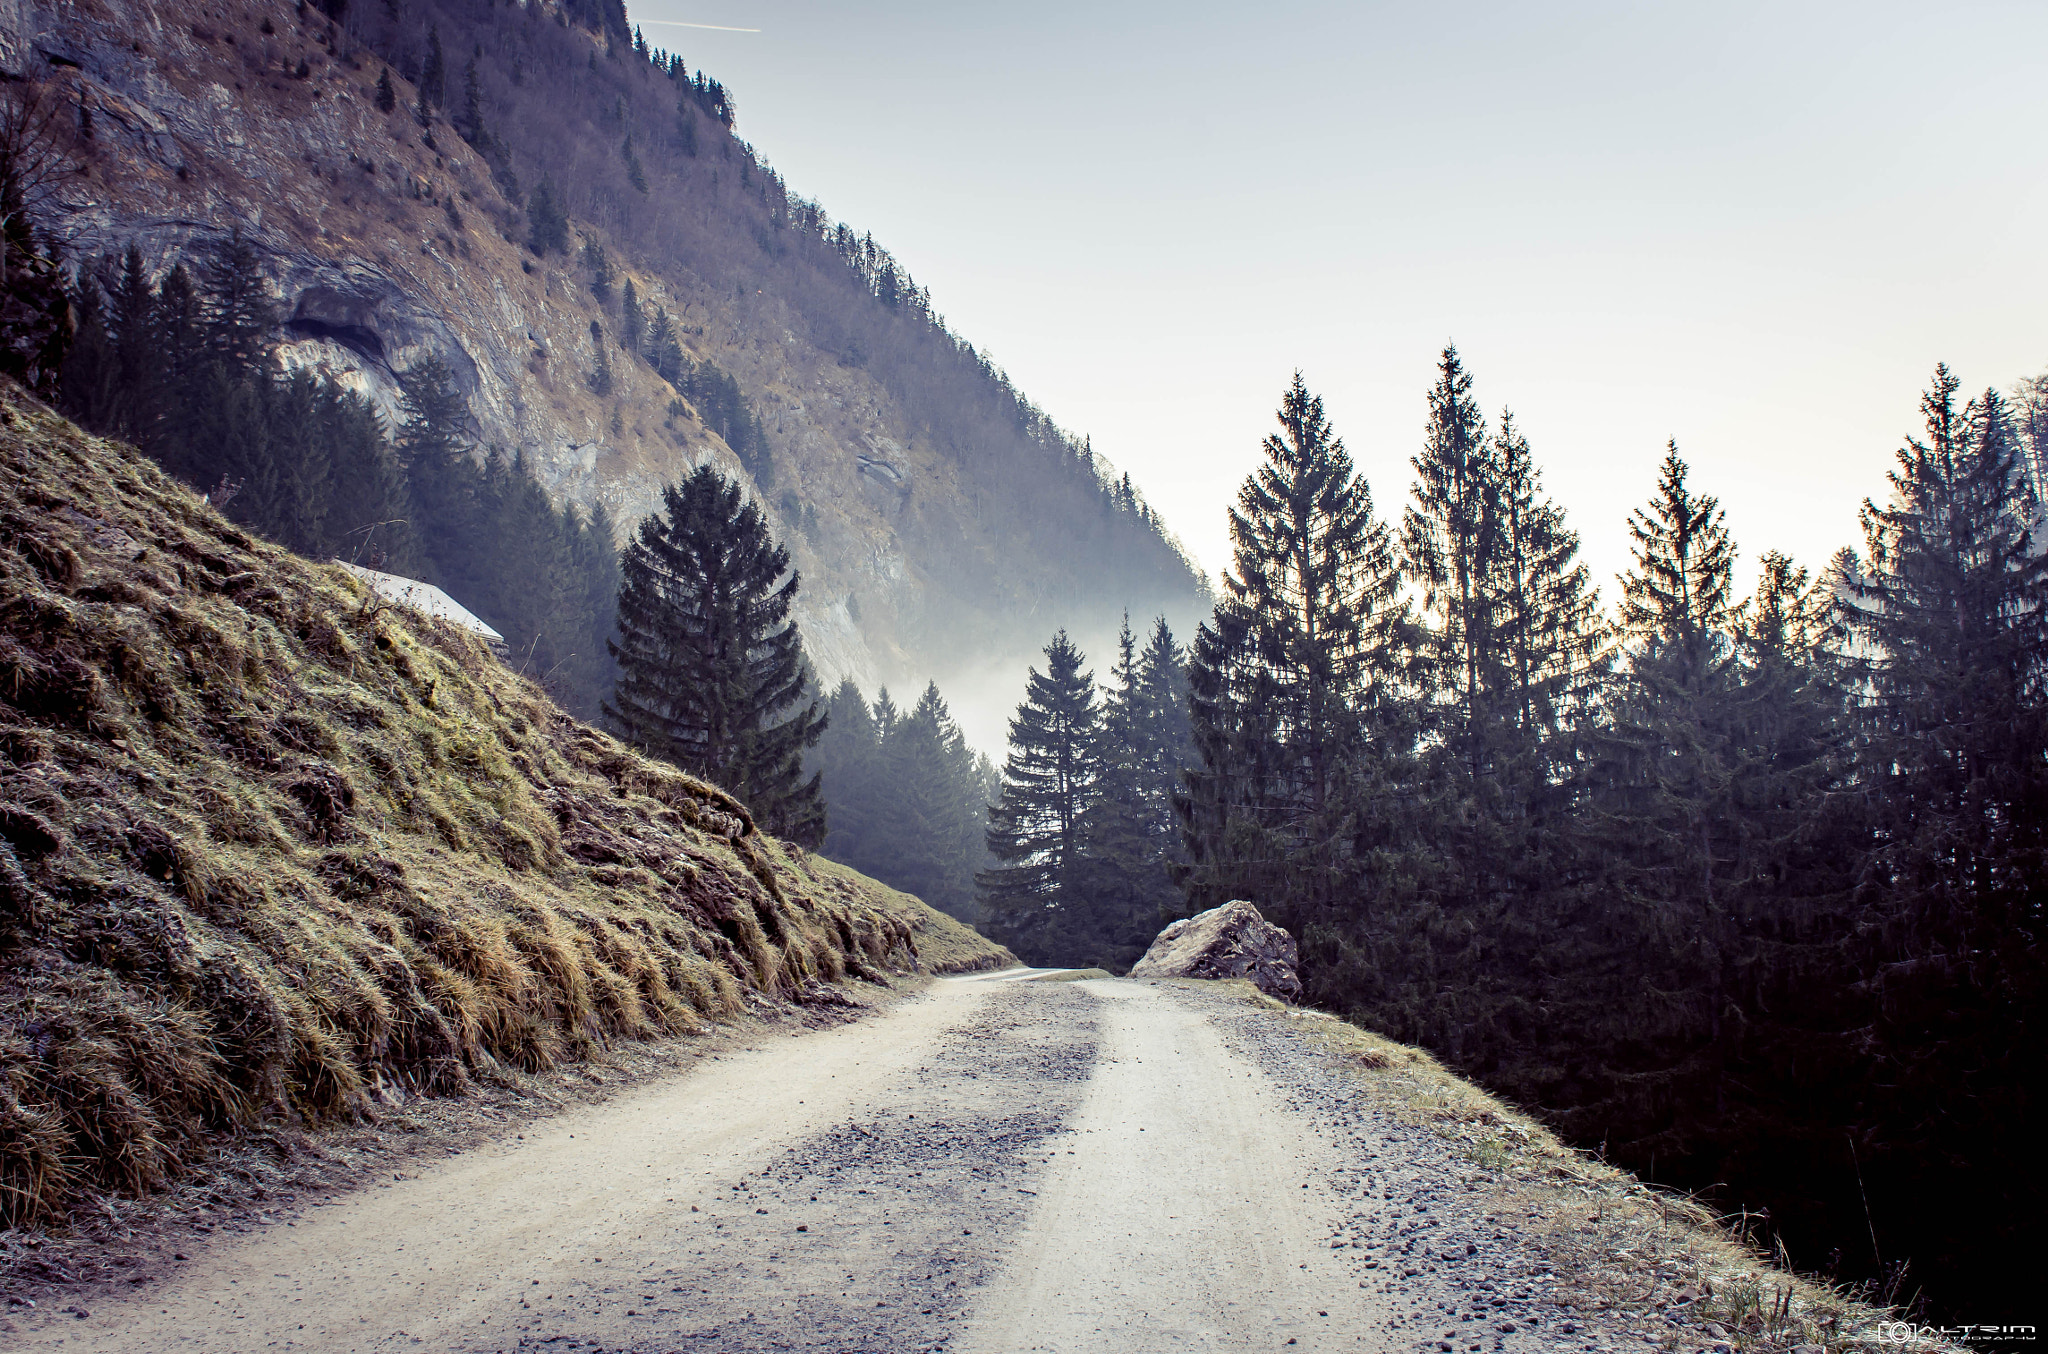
left=337, top=562, right=506, bottom=646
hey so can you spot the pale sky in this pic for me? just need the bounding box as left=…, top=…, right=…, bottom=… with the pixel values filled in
left=636, top=0, right=2047, bottom=626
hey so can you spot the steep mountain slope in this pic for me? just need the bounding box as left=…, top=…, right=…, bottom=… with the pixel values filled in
left=0, top=378, right=1009, bottom=1228
left=5, top=0, right=1207, bottom=708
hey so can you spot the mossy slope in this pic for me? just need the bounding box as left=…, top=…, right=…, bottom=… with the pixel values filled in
left=0, top=381, right=1012, bottom=1228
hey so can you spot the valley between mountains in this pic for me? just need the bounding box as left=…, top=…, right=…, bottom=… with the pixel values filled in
left=2, top=974, right=1846, bottom=1354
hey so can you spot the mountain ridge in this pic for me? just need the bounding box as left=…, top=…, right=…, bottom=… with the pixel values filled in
left=7, top=0, right=1208, bottom=713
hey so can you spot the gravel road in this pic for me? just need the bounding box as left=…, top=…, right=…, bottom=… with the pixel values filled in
left=12, top=975, right=1590, bottom=1353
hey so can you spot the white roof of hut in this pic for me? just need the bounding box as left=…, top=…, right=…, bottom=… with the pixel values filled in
left=337, top=562, right=506, bottom=647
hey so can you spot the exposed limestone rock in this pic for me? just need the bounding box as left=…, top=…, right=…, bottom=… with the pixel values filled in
left=1130, top=900, right=1302, bottom=1002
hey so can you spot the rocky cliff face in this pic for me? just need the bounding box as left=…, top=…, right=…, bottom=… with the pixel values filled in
left=7, top=0, right=1207, bottom=718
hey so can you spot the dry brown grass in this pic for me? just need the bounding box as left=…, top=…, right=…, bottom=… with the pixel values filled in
left=0, top=380, right=1010, bottom=1232
left=1206, top=985, right=1916, bottom=1354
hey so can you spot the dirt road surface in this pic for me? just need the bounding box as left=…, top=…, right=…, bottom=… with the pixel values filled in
left=12, top=975, right=1586, bottom=1353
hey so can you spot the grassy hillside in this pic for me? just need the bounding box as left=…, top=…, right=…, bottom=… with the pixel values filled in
left=0, top=380, right=1011, bottom=1229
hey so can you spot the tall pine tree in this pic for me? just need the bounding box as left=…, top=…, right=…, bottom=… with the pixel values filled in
left=1403, top=344, right=1508, bottom=771
left=1347, top=355, right=1611, bottom=1070
left=605, top=465, right=826, bottom=844
left=981, top=630, right=1101, bottom=962
left=814, top=677, right=883, bottom=866
left=1834, top=367, right=2048, bottom=1308
left=1178, top=373, right=1407, bottom=935
left=871, top=683, right=987, bottom=920
left=1069, top=617, right=1187, bottom=970
left=1573, top=448, right=1854, bottom=1177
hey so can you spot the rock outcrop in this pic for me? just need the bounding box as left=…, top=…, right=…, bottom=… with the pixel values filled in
left=1130, top=900, right=1302, bottom=1002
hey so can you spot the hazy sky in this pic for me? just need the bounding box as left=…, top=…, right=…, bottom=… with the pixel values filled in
left=636, top=0, right=2046, bottom=654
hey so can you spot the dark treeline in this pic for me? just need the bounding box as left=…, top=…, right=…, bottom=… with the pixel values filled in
left=333, top=0, right=1204, bottom=625
left=1148, top=352, right=2042, bottom=1319
left=55, top=237, right=619, bottom=719
left=810, top=678, right=997, bottom=923
left=980, top=616, right=1194, bottom=971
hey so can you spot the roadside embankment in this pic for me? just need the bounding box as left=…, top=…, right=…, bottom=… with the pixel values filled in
left=0, top=380, right=1012, bottom=1239
left=1243, top=987, right=1909, bottom=1354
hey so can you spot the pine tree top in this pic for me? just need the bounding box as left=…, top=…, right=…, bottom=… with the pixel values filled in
left=1620, top=441, right=1735, bottom=666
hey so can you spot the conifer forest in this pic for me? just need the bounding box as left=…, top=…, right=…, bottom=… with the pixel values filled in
left=4, top=0, right=2042, bottom=1335
left=977, top=354, right=2046, bottom=1327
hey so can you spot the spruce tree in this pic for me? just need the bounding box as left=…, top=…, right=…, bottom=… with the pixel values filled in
left=0, top=82, right=73, bottom=397
left=1845, top=368, right=2048, bottom=902
left=2016, top=366, right=2048, bottom=503
left=872, top=683, right=986, bottom=920
left=1136, top=616, right=1193, bottom=806
left=980, top=630, right=1101, bottom=962
left=467, top=448, right=568, bottom=674
left=393, top=356, right=470, bottom=580
left=871, top=687, right=899, bottom=744
left=130, top=238, right=292, bottom=536
left=200, top=232, right=274, bottom=380
left=645, top=307, right=682, bottom=384
left=1389, top=349, right=1520, bottom=1059
left=1179, top=373, right=1406, bottom=930
left=456, top=56, right=486, bottom=147
left=1071, top=618, right=1185, bottom=969
left=582, top=237, right=613, bottom=302
left=375, top=68, right=397, bottom=114
left=259, top=370, right=338, bottom=554
left=558, top=501, right=621, bottom=718
left=1619, top=442, right=1735, bottom=661
left=1835, top=367, right=2048, bottom=1303
left=814, top=677, right=881, bottom=867
left=526, top=175, right=569, bottom=256
left=1403, top=344, right=1507, bottom=771
left=325, top=379, right=411, bottom=569
left=620, top=277, right=642, bottom=355
left=814, top=680, right=991, bottom=914
left=1573, top=447, right=1853, bottom=1163
left=1367, top=360, right=1611, bottom=1071
left=587, top=321, right=613, bottom=396
left=419, top=26, right=446, bottom=115
left=57, top=276, right=118, bottom=430
left=1492, top=413, right=1608, bottom=751
left=604, top=464, right=826, bottom=844
left=106, top=246, right=158, bottom=438
left=153, top=263, right=202, bottom=386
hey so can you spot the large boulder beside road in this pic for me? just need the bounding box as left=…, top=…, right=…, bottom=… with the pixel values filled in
left=1129, top=900, right=1302, bottom=1002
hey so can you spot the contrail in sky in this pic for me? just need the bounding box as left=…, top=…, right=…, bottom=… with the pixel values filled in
left=638, top=19, right=761, bottom=31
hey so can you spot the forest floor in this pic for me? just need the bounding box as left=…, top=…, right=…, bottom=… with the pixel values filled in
left=0, top=975, right=1894, bottom=1354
